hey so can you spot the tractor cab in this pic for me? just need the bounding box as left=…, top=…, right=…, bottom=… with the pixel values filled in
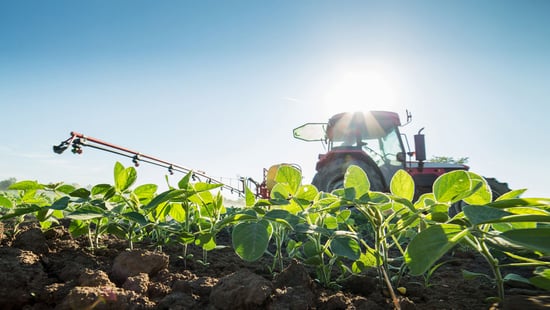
left=293, top=111, right=410, bottom=187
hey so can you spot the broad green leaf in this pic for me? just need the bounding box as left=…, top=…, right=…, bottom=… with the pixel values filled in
left=0, top=204, right=41, bottom=220
left=496, top=189, right=527, bottom=201
left=193, top=182, right=223, bottom=193
left=0, top=196, right=13, bottom=209
left=427, top=203, right=450, bottom=223
left=49, top=196, right=71, bottom=210
left=8, top=180, right=44, bottom=191
left=295, top=184, right=318, bottom=201
left=91, top=184, right=114, bottom=196
left=344, top=165, right=370, bottom=198
left=69, top=188, right=91, bottom=198
left=503, top=273, right=532, bottom=286
left=488, top=198, right=550, bottom=209
left=390, top=169, right=414, bottom=201
left=464, top=205, right=550, bottom=225
left=463, top=205, right=512, bottom=225
left=530, top=268, right=550, bottom=290
left=499, top=228, right=550, bottom=254
left=144, top=189, right=186, bottom=211
left=324, top=215, right=338, bottom=229
left=275, top=165, right=302, bottom=194
left=433, top=170, right=471, bottom=203
left=67, top=205, right=106, bottom=220
left=107, top=223, right=127, bottom=239
left=114, top=162, right=137, bottom=192
left=462, top=270, right=492, bottom=281
left=232, top=220, right=272, bottom=262
left=68, top=219, right=88, bottom=238
left=195, top=233, right=217, bottom=251
left=330, top=236, right=360, bottom=260
left=271, top=183, right=291, bottom=200
left=122, top=211, right=148, bottom=226
left=245, top=184, right=255, bottom=207
left=492, top=222, right=536, bottom=232
left=133, top=184, right=158, bottom=203
left=463, top=172, right=492, bottom=205
left=169, top=204, right=186, bottom=222
left=352, top=248, right=379, bottom=272
left=405, top=224, right=468, bottom=275
left=56, top=184, right=77, bottom=194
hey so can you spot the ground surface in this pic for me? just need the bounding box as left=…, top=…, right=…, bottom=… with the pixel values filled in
left=0, top=219, right=549, bottom=310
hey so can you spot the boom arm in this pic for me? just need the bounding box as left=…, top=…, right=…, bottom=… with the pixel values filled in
left=53, top=131, right=250, bottom=197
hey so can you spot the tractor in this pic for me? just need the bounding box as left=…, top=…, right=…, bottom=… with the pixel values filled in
left=291, top=110, right=509, bottom=199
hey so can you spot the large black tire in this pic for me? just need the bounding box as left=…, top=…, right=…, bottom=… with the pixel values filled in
left=312, top=155, right=387, bottom=193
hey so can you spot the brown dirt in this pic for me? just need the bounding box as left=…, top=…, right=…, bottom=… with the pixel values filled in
left=0, top=219, right=549, bottom=310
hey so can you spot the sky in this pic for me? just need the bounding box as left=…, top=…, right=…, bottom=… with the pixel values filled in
left=1, top=0, right=549, bottom=198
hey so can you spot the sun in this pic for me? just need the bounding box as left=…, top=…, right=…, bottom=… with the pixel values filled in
left=322, top=69, right=398, bottom=115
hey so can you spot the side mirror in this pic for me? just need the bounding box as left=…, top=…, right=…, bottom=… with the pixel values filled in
left=414, top=128, right=426, bottom=162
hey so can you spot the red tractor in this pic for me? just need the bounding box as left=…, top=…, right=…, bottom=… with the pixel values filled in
left=292, top=111, right=509, bottom=199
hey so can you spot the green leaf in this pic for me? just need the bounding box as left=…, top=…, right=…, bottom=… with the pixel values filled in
left=195, top=233, right=217, bottom=251
left=405, top=224, right=469, bottom=275
left=530, top=268, right=550, bottom=290
left=433, top=170, right=471, bottom=203
left=56, top=184, right=77, bottom=194
left=463, top=205, right=512, bottom=225
left=0, top=196, right=13, bottom=209
left=462, top=270, right=492, bottom=281
left=68, top=219, right=89, bottom=238
left=69, top=188, right=91, bottom=198
left=67, top=205, right=106, bottom=220
left=390, top=169, right=414, bottom=201
left=169, top=204, right=186, bottom=222
left=330, top=236, right=360, bottom=260
left=271, top=183, right=291, bottom=200
left=114, top=162, right=137, bottom=192
left=193, top=182, right=223, bottom=193
left=488, top=198, right=550, bottom=209
left=344, top=165, right=370, bottom=198
left=144, top=189, right=186, bottom=211
left=352, top=249, right=379, bottom=272
left=463, top=172, right=492, bottom=205
left=295, top=184, right=318, bottom=201
left=464, top=205, right=550, bottom=225
left=49, top=196, right=71, bottom=210
left=245, top=184, right=256, bottom=207
left=122, top=211, right=148, bottom=226
left=8, top=180, right=44, bottom=191
left=133, top=184, right=158, bottom=203
left=0, top=204, right=41, bottom=220
left=275, top=165, right=302, bottom=194
left=178, top=171, right=193, bottom=190
left=499, top=228, right=550, bottom=254
left=91, top=184, right=114, bottom=196
left=496, top=189, right=527, bottom=200
left=232, top=220, right=272, bottom=262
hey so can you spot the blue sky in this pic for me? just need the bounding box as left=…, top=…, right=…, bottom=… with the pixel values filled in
left=1, top=0, right=549, bottom=197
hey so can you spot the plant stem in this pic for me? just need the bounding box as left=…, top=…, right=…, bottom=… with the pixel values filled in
left=480, top=239, right=504, bottom=302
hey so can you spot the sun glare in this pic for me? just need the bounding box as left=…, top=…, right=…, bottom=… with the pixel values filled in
left=322, top=69, right=397, bottom=115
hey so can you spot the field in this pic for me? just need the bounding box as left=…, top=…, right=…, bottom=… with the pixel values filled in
left=1, top=164, right=550, bottom=309
left=1, top=218, right=548, bottom=310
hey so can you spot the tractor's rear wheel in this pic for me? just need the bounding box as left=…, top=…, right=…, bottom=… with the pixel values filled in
left=312, top=155, right=387, bottom=193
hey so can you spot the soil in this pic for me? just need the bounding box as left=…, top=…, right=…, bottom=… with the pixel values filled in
left=1, top=219, right=549, bottom=310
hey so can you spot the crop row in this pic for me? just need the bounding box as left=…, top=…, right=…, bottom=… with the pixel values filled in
left=1, top=162, right=549, bottom=306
